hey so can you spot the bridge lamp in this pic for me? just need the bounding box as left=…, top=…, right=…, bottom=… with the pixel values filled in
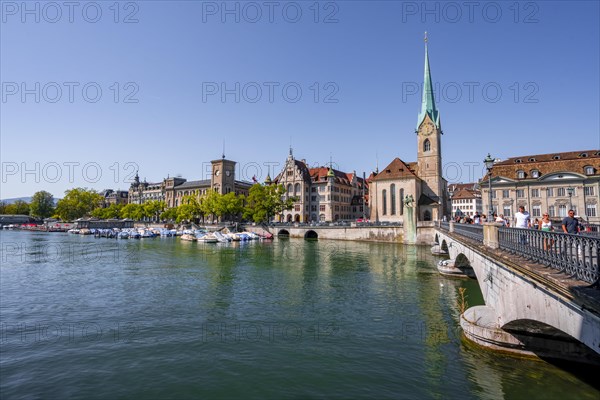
left=484, top=154, right=495, bottom=219
left=567, top=186, right=574, bottom=212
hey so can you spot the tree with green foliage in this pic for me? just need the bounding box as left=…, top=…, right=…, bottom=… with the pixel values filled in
left=54, top=188, right=103, bottom=221
left=120, top=203, right=145, bottom=221
left=200, top=190, right=222, bottom=223
left=4, top=200, right=30, bottom=216
left=219, top=192, right=245, bottom=222
left=29, top=191, right=55, bottom=218
left=161, top=207, right=178, bottom=222
left=243, top=184, right=296, bottom=223
left=143, top=200, right=166, bottom=222
left=175, top=196, right=202, bottom=223
left=91, top=203, right=123, bottom=219
left=0, top=201, right=8, bottom=214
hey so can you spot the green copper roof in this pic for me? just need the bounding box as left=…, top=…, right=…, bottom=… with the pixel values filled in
left=416, top=44, right=441, bottom=131
left=327, top=167, right=335, bottom=178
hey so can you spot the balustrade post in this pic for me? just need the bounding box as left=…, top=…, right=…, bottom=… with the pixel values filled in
left=483, top=222, right=501, bottom=249
left=449, top=221, right=455, bottom=233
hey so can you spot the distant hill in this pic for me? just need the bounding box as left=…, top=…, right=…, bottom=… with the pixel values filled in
left=1, top=197, right=61, bottom=204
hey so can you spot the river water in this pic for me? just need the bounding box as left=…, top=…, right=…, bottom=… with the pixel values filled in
left=1, top=230, right=598, bottom=399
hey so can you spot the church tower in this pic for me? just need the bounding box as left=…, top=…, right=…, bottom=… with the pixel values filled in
left=416, top=33, right=445, bottom=217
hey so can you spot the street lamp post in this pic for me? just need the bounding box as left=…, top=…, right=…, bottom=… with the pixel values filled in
left=567, top=186, right=574, bottom=213
left=484, top=154, right=495, bottom=218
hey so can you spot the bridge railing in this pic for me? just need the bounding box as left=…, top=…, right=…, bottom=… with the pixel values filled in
left=453, top=223, right=484, bottom=242
left=440, top=221, right=449, bottom=231
left=498, top=227, right=600, bottom=286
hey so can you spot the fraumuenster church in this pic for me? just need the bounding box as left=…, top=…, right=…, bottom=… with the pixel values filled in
left=370, top=37, right=449, bottom=223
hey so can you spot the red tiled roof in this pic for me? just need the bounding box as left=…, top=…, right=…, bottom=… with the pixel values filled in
left=371, top=158, right=420, bottom=181
left=448, top=183, right=478, bottom=192
left=451, top=188, right=480, bottom=200
left=483, top=149, right=599, bottom=181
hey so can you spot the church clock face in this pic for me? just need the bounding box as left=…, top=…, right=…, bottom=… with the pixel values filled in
left=225, top=170, right=231, bottom=177
left=214, top=169, right=220, bottom=176
left=422, top=122, right=435, bottom=136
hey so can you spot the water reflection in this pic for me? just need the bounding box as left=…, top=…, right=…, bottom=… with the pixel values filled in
left=0, top=232, right=598, bottom=399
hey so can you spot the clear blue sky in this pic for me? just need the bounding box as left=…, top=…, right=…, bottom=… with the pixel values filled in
left=1, top=0, right=599, bottom=199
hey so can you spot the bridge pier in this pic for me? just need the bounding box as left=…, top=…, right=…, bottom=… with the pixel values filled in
left=461, top=306, right=528, bottom=354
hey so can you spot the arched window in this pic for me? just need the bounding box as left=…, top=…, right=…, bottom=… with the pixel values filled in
left=423, top=139, right=431, bottom=152
left=382, top=189, right=387, bottom=215
left=390, top=184, right=396, bottom=215
left=517, top=170, right=525, bottom=179
left=287, top=184, right=293, bottom=193
left=294, top=183, right=301, bottom=196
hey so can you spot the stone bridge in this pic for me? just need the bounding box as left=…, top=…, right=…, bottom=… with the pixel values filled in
left=435, top=224, right=600, bottom=364
left=251, top=223, right=436, bottom=244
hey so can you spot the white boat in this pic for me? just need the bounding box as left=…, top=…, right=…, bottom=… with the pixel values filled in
left=197, top=233, right=218, bottom=243
left=181, top=233, right=198, bottom=242
left=213, top=231, right=230, bottom=243
left=235, top=232, right=251, bottom=241
left=226, top=233, right=240, bottom=241
left=437, top=259, right=475, bottom=278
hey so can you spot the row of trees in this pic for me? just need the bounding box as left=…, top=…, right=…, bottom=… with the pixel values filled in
left=2, top=185, right=296, bottom=224
left=0, top=191, right=56, bottom=218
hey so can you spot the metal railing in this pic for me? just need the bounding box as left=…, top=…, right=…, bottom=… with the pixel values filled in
left=498, top=227, right=600, bottom=286
left=453, top=223, right=484, bottom=242
left=440, top=221, right=449, bottom=231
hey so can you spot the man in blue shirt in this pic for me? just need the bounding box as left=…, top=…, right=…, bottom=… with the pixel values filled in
left=562, top=210, right=580, bottom=234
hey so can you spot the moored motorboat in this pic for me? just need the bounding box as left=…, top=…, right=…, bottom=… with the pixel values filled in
left=181, top=233, right=198, bottom=242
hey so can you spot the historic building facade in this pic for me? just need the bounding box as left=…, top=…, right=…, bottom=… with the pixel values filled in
left=100, top=189, right=129, bottom=207
left=448, top=183, right=482, bottom=217
left=370, top=39, right=449, bottom=223
left=129, top=156, right=253, bottom=208
left=271, top=150, right=369, bottom=223
left=481, top=150, right=600, bottom=224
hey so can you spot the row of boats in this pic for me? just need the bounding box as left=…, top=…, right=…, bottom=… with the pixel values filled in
left=67, top=227, right=271, bottom=242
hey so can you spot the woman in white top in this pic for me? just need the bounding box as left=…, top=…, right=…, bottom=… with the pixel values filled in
left=539, top=213, right=554, bottom=250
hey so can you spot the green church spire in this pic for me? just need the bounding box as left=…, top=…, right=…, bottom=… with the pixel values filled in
left=416, top=32, right=440, bottom=131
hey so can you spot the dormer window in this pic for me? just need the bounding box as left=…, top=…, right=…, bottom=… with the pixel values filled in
left=579, top=153, right=588, bottom=158
left=553, top=155, right=561, bottom=160
left=531, top=170, right=540, bottom=178
left=528, top=157, right=536, bottom=162
left=585, top=166, right=595, bottom=175
left=515, top=159, right=522, bottom=163
left=517, top=170, right=525, bottom=179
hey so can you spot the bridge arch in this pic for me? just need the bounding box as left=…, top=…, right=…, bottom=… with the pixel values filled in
left=440, top=239, right=449, bottom=253
left=455, top=253, right=471, bottom=268
left=501, top=319, right=600, bottom=364
left=278, top=229, right=290, bottom=237
left=304, top=230, right=318, bottom=240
